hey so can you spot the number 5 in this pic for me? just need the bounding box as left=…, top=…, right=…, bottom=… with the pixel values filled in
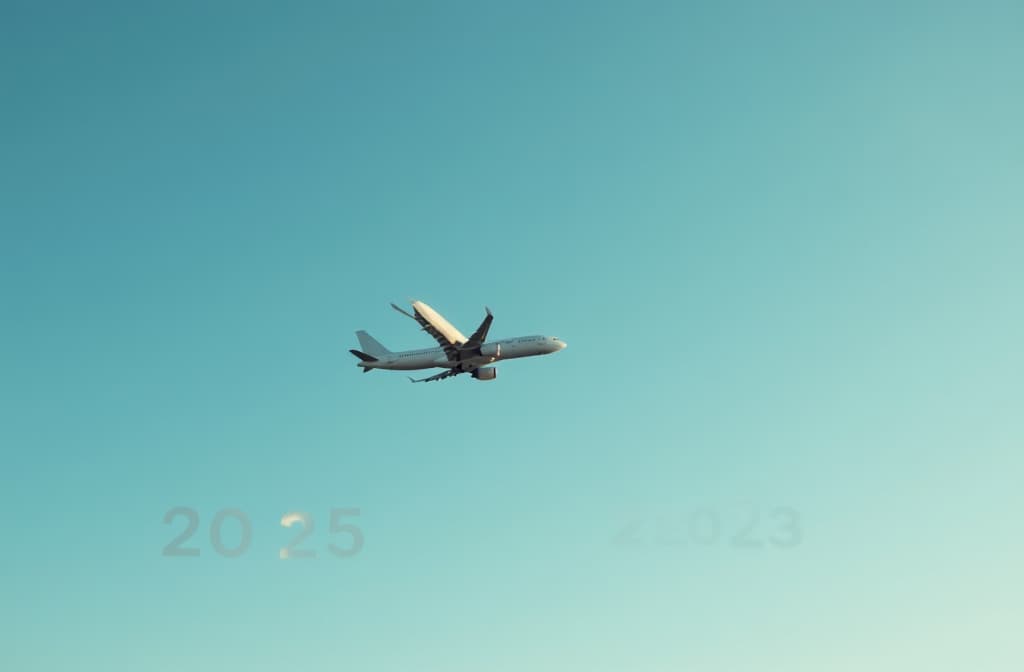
left=328, top=508, right=364, bottom=558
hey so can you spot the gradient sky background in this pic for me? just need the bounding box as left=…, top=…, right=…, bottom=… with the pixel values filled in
left=2, top=1, right=1022, bottom=670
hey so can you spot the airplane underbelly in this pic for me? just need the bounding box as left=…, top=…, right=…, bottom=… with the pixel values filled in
left=390, top=357, right=440, bottom=370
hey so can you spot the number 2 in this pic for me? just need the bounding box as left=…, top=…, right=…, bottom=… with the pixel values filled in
left=162, top=507, right=200, bottom=557
left=280, top=511, right=316, bottom=559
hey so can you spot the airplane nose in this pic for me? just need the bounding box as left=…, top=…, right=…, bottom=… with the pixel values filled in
left=558, top=340, right=567, bottom=349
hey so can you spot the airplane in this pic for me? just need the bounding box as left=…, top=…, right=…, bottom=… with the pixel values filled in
left=350, top=300, right=567, bottom=382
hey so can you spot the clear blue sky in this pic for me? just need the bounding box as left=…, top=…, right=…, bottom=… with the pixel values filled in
left=2, top=1, right=1022, bottom=670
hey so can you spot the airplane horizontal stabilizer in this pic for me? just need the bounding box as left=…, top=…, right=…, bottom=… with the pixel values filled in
left=349, top=349, right=378, bottom=362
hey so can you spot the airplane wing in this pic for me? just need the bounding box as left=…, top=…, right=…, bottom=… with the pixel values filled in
left=408, top=369, right=465, bottom=383
left=463, top=307, right=493, bottom=349
left=391, top=301, right=467, bottom=361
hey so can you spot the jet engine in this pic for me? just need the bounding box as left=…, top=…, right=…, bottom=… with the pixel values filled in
left=480, top=343, right=501, bottom=359
left=472, top=367, right=498, bottom=381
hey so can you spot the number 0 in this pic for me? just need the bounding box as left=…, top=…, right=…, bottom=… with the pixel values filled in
left=209, top=508, right=252, bottom=558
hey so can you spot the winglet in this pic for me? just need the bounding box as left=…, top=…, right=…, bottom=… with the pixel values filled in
left=391, top=302, right=417, bottom=320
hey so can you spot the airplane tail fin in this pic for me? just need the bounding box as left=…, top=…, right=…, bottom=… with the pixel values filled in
left=349, top=350, right=377, bottom=372
left=355, top=331, right=392, bottom=358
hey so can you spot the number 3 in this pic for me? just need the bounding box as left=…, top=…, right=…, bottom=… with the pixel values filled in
left=768, top=507, right=802, bottom=548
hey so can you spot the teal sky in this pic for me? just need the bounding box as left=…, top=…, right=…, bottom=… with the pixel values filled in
left=2, top=1, right=1022, bottom=670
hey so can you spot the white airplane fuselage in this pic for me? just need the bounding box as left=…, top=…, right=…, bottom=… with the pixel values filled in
left=362, top=335, right=565, bottom=372
left=352, top=301, right=566, bottom=382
